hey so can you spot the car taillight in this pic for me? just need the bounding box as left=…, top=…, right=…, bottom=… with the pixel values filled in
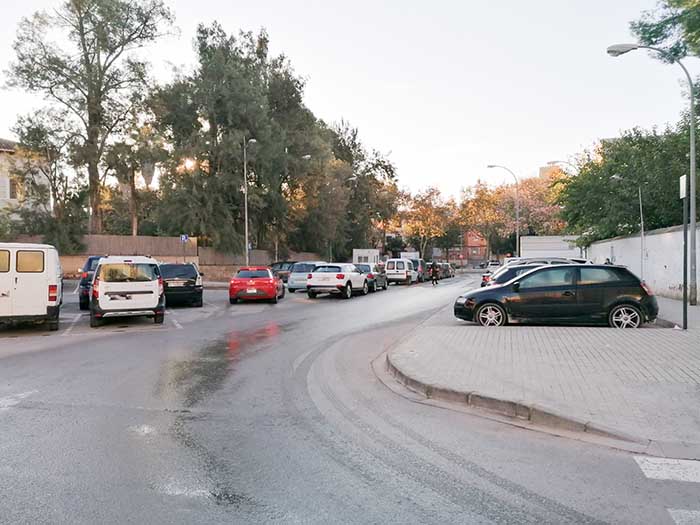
left=92, top=277, right=100, bottom=299
left=367, top=273, right=374, bottom=279
left=336, top=274, right=345, bottom=280
left=307, top=273, right=313, bottom=279
left=483, top=275, right=490, bottom=282
left=48, top=284, right=58, bottom=302
left=158, top=276, right=164, bottom=296
left=81, top=271, right=88, bottom=279
left=641, top=282, right=654, bottom=296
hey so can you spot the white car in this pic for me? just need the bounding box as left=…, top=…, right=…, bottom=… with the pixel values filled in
left=385, top=258, right=418, bottom=285
left=90, top=256, right=165, bottom=327
left=287, top=260, right=327, bottom=293
left=306, top=263, right=369, bottom=299
left=0, top=242, right=63, bottom=331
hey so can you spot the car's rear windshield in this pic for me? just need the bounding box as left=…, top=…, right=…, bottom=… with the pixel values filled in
left=160, top=264, right=197, bottom=279
left=291, top=263, right=316, bottom=273
left=98, top=263, right=159, bottom=282
left=314, top=265, right=342, bottom=273
left=386, top=261, right=395, bottom=270
left=85, top=256, right=102, bottom=271
left=356, top=264, right=371, bottom=273
left=281, top=262, right=294, bottom=270
left=237, top=270, right=270, bottom=278
left=410, top=260, right=419, bottom=268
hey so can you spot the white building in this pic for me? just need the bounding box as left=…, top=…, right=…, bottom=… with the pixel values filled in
left=520, top=235, right=582, bottom=259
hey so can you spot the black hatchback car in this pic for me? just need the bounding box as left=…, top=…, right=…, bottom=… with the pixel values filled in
left=78, top=255, right=105, bottom=310
left=160, top=263, right=204, bottom=307
left=455, top=264, right=658, bottom=328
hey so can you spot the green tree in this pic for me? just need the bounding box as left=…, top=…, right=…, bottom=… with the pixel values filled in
left=9, top=0, right=174, bottom=233
left=631, top=1, right=700, bottom=60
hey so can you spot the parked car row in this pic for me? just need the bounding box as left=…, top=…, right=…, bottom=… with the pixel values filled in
left=457, top=264, right=658, bottom=328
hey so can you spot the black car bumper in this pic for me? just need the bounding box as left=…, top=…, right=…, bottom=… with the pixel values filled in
left=454, top=299, right=475, bottom=321
left=164, top=285, right=203, bottom=303
left=643, top=296, right=659, bottom=321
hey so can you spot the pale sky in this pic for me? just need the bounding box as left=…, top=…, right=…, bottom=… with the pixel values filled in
left=1, top=0, right=697, bottom=197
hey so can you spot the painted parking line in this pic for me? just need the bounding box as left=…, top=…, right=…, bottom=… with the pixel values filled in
left=61, top=314, right=84, bottom=337
left=635, top=456, right=700, bottom=483
left=172, top=319, right=183, bottom=330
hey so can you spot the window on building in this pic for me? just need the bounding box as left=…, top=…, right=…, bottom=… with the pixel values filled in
left=9, top=178, right=20, bottom=200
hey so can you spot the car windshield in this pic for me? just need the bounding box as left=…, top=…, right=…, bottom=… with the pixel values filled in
left=160, top=264, right=197, bottom=279
left=291, top=263, right=316, bottom=273
left=314, top=266, right=342, bottom=273
left=281, top=262, right=294, bottom=270
left=85, top=257, right=101, bottom=271
left=356, top=264, right=371, bottom=273
left=410, top=260, right=419, bottom=269
left=98, top=263, right=158, bottom=282
left=236, top=270, right=270, bottom=278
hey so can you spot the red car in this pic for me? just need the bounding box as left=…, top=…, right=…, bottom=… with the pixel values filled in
left=229, top=267, right=285, bottom=304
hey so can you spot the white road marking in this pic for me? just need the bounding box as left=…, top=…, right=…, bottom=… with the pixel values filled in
left=159, top=482, right=210, bottom=499
left=61, top=314, right=83, bottom=336
left=635, top=456, right=700, bottom=483
left=0, top=390, right=38, bottom=411
left=291, top=349, right=313, bottom=375
left=172, top=319, right=183, bottom=330
left=668, top=509, right=700, bottom=525
left=128, top=424, right=157, bottom=436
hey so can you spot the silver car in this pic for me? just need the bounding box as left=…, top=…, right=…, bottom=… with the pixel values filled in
left=287, top=261, right=327, bottom=292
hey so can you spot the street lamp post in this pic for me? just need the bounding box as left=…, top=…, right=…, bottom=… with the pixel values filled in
left=487, top=164, right=520, bottom=256
left=607, top=42, right=697, bottom=305
left=546, top=160, right=578, bottom=174
left=243, top=137, right=257, bottom=266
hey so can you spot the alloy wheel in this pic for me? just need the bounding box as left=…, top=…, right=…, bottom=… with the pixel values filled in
left=477, top=304, right=505, bottom=327
left=610, top=305, right=641, bottom=328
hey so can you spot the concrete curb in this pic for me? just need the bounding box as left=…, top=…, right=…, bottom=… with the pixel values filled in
left=385, top=353, right=647, bottom=445
left=204, top=282, right=229, bottom=290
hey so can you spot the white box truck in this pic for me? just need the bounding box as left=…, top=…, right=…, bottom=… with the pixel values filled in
left=353, top=249, right=380, bottom=265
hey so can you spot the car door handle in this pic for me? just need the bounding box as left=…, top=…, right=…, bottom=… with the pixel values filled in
left=562, top=290, right=575, bottom=297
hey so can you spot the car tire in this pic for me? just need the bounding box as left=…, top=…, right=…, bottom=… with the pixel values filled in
left=369, top=282, right=376, bottom=293
left=193, top=296, right=203, bottom=307
left=47, top=319, right=59, bottom=331
left=475, top=303, right=507, bottom=327
left=154, top=313, right=164, bottom=325
left=361, top=281, right=369, bottom=296
left=280, top=287, right=286, bottom=299
left=342, top=283, right=352, bottom=299
left=79, top=298, right=89, bottom=311
left=229, top=297, right=237, bottom=305
left=383, top=281, right=389, bottom=290
left=307, top=291, right=317, bottom=299
left=271, top=293, right=279, bottom=304
left=608, top=304, right=643, bottom=328
left=89, top=315, right=102, bottom=328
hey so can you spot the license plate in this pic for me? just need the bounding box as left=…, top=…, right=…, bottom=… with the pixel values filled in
left=319, top=276, right=330, bottom=281
left=247, top=288, right=257, bottom=294
left=111, top=294, right=131, bottom=300
left=169, top=281, right=185, bottom=287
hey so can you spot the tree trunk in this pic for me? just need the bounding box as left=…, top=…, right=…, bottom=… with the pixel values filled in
left=87, top=158, right=102, bottom=234
left=129, top=168, right=138, bottom=237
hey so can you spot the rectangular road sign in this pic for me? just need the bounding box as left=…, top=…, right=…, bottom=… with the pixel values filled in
left=680, top=175, right=687, bottom=199
left=180, top=234, right=189, bottom=243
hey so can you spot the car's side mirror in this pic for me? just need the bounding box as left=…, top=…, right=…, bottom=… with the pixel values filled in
left=512, top=282, right=520, bottom=292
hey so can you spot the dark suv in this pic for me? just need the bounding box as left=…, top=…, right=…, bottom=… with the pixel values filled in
left=455, top=264, right=658, bottom=328
left=78, top=255, right=105, bottom=310
left=160, top=263, right=204, bottom=307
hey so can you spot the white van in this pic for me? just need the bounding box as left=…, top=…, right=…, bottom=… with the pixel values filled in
left=90, top=256, right=165, bottom=327
left=385, top=258, right=418, bottom=285
left=0, top=242, right=63, bottom=331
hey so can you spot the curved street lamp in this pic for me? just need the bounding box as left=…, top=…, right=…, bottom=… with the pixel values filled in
left=546, top=160, right=578, bottom=174
left=487, top=164, right=520, bottom=256
left=607, top=42, right=697, bottom=305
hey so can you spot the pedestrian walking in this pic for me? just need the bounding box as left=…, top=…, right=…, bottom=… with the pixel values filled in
left=431, top=262, right=439, bottom=286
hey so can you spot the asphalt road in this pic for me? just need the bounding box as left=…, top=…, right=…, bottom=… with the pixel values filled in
left=0, top=275, right=696, bottom=524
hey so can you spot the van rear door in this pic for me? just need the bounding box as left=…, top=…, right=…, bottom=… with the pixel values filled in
left=0, top=248, right=12, bottom=317
left=13, top=249, right=48, bottom=316
left=98, top=263, right=160, bottom=310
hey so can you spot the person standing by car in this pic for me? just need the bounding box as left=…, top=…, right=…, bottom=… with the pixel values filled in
left=431, top=261, right=439, bottom=286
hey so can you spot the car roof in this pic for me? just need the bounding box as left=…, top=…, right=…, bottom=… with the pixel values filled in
left=239, top=266, right=270, bottom=271
left=97, top=255, right=157, bottom=264
left=0, top=242, right=57, bottom=250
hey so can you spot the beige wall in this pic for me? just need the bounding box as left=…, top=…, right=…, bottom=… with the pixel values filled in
left=60, top=255, right=200, bottom=279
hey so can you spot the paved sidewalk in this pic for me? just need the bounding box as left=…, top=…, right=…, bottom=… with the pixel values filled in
left=656, top=295, right=700, bottom=329
left=388, top=307, right=700, bottom=456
